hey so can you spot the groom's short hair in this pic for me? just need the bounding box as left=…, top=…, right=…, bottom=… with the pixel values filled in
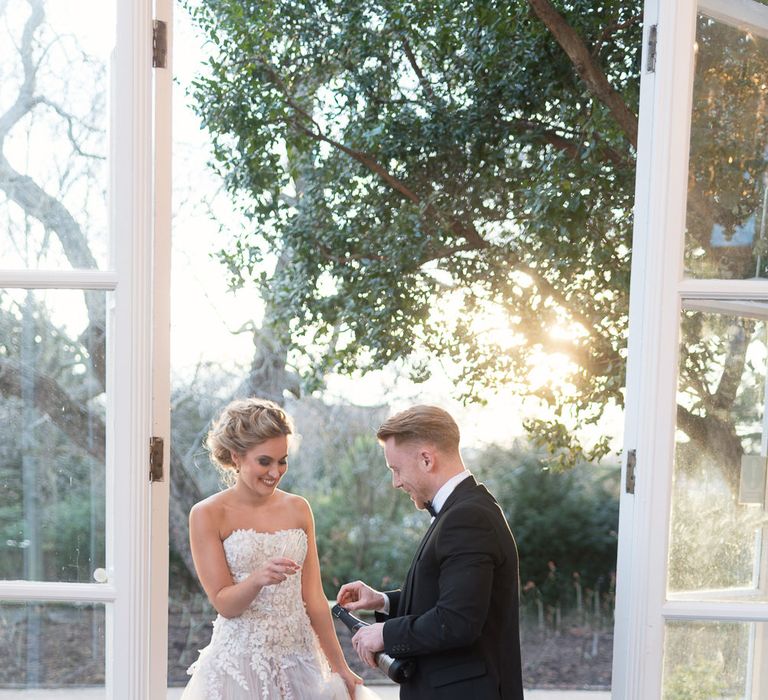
left=377, top=405, right=460, bottom=452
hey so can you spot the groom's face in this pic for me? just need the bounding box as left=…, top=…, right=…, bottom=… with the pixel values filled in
left=382, top=437, right=431, bottom=512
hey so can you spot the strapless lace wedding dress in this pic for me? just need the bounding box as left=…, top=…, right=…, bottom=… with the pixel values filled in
left=181, top=528, right=379, bottom=700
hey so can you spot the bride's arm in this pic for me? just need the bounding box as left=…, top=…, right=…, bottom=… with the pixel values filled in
left=298, top=497, right=362, bottom=694
left=189, top=502, right=298, bottom=618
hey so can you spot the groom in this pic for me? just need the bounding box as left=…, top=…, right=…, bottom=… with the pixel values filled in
left=337, top=405, right=524, bottom=699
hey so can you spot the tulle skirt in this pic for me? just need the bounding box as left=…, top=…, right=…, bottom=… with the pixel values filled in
left=180, top=644, right=382, bottom=700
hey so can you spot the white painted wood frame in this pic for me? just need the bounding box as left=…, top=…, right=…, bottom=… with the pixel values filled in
left=150, top=0, right=173, bottom=695
left=613, top=0, right=768, bottom=698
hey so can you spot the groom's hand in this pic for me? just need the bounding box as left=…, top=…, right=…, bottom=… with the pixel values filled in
left=352, top=623, right=385, bottom=668
left=336, top=580, right=387, bottom=612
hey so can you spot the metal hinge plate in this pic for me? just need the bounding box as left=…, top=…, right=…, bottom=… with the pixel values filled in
left=150, top=436, right=164, bottom=482
left=153, top=20, right=167, bottom=69
left=625, top=449, right=636, bottom=494
left=646, top=24, right=657, bottom=73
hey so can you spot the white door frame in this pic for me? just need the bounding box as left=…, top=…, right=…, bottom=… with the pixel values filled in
left=613, top=0, right=768, bottom=697
left=150, top=0, right=173, bottom=695
left=0, top=0, right=172, bottom=696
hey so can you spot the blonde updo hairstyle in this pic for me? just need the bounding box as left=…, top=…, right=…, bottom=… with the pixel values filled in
left=206, top=398, right=293, bottom=484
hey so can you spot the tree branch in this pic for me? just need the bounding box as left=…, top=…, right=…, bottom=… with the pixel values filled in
left=676, top=403, right=742, bottom=490
left=502, top=117, right=629, bottom=167
left=0, top=357, right=105, bottom=463
left=0, top=0, right=106, bottom=383
left=401, top=36, right=437, bottom=103
left=527, top=0, right=638, bottom=148
left=39, top=97, right=105, bottom=160
left=254, top=56, right=490, bottom=251
left=0, top=354, right=204, bottom=580
left=711, top=320, right=752, bottom=412
left=592, top=12, right=643, bottom=57
left=0, top=153, right=106, bottom=383
left=0, top=0, right=44, bottom=143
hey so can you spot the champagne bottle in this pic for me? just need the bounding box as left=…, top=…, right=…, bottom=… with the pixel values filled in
left=331, top=604, right=416, bottom=683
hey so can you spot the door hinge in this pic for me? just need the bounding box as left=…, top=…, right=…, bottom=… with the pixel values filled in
left=646, top=24, right=657, bottom=73
left=152, top=20, right=167, bottom=69
left=625, top=449, right=636, bottom=494
left=150, top=436, right=165, bottom=482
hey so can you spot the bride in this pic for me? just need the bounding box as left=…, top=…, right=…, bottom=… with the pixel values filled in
left=181, top=398, right=379, bottom=699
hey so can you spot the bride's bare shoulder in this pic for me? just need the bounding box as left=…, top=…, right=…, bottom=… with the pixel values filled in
left=190, top=490, right=232, bottom=528
left=274, top=490, right=313, bottom=530
left=277, top=489, right=311, bottom=512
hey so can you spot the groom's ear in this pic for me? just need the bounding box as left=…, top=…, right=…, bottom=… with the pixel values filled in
left=419, top=448, right=436, bottom=472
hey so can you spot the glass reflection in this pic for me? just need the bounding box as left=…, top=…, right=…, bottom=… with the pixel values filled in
left=662, top=620, right=757, bottom=699
left=0, top=601, right=105, bottom=690
left=0, top=1, right=115, bottom=270
left=668, top=301, right=768, bottom=598
left=0, top=288, right=106, bottom=583
left=685, top=13, right=768, bottom=279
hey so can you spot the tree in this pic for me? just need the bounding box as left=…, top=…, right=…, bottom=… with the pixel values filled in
left=186, top=0, right=768, bottom=481
left=186, top=0, right=640, bottom=465
left=473, top=445, right=619, bottom=590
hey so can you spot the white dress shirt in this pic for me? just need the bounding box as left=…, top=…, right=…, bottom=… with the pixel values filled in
left=430, top=469, right=472, bottom=517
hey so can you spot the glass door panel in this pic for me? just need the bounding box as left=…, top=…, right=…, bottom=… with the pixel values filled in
left=661, top=619, right=766, bottom=699
left=685, top=7, right=768, bottom=279
left=668, top=300, right=768, bottom=600
left=0, top=600, right=105, bottom=691
left=0, top=0, right=115, bottom=270
left=0, top=288, right=106, bottom=584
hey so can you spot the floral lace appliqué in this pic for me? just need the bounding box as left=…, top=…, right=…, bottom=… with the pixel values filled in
left=185, top=528, right=339, bottom=700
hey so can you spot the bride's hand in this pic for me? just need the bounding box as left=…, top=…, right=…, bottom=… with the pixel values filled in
left=338, top=667, right=363, bottom=699
left=252, top=556, right=300, bottom=587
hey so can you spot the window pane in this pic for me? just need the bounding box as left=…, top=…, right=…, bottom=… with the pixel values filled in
left=668, top=301, right=768, bottom=599
left=685, top=14, right=768, bottom=279
left=0, top=289, right=106, bottom=583
left=0, top=601, right=105, bottom=690
left=662, top=619, right=762, bottom=699
left=0, top=2, right=115, bottom=270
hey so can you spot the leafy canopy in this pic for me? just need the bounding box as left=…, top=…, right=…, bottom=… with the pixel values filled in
left=187, top=0, right=643, bottom=462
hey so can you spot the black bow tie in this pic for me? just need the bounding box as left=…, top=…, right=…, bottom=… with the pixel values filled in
left=425, top=500, right=438, bottom=518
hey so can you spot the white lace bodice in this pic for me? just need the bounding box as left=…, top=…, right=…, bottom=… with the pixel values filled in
left=189, top=528, right=332, bottom=699
left=223, top=528, right=308, bottom=616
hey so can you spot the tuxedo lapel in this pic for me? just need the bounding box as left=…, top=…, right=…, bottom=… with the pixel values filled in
left=400, top=476, right=479, bottom=615
left=400, top=515, right=440, bottom=615
left=439, top=474, right=478, bottom=514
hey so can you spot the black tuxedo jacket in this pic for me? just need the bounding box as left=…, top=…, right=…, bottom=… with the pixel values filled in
left=376, top=476, right=524, bottom=699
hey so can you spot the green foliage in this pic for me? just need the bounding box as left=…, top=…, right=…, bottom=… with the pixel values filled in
left=473, top=444, right=619, bottom=594
left=185, top=0, right=642, bottom=461
left=663, top=661, right=730, bottom=700
left=663, top=621, right=749, bottom=700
